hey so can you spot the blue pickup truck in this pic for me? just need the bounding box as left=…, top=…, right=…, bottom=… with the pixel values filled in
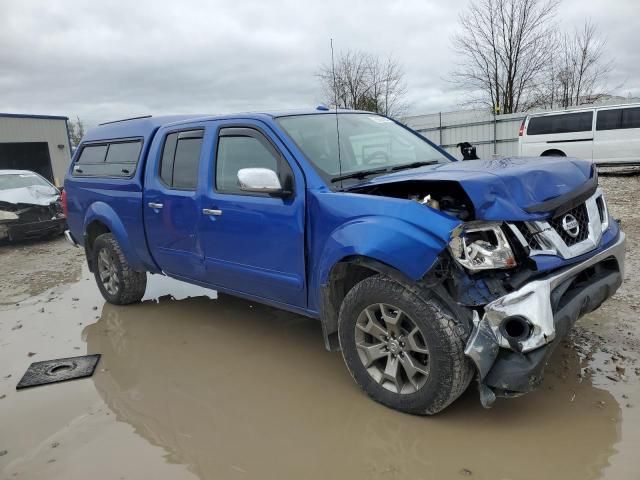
left=64, top=109, right=625, bottom=414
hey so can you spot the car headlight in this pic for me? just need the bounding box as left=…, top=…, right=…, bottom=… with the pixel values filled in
left=0, top=210, right=19, bottom=222
left=448, top=222, right=517, bottom=271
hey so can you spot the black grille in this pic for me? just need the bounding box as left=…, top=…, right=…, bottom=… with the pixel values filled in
left=549, top=203, right=589, bottom=246
left=514, top=223, right=542, bottom=250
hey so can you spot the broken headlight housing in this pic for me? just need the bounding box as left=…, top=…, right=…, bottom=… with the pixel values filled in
left=448, top=222, right=517, bottom=271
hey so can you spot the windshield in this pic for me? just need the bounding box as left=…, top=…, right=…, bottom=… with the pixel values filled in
left=276, top=113, right=451, bottom=185
left=0, top=173, right=55, bottom=191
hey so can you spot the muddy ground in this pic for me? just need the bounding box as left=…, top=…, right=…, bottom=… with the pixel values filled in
left=1, top=176, right=639, bottom=480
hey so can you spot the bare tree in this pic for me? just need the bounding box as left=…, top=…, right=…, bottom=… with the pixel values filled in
left=318, top=50, right=407, bottom=118
left=68, top=116, right=85, bottom=148
left=451, top=0, right=559, bottom=114
left=538, top=21, right=612, bottom=108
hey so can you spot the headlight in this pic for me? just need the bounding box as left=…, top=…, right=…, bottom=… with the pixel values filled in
left=448, top=222, right=517, bottom=271
left=0, top=210, right=19, bottom=222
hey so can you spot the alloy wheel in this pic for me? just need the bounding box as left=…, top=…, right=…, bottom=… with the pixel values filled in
left=354, top=303, right=430, bottom=394
left=97, top=248, right=119, bottom=296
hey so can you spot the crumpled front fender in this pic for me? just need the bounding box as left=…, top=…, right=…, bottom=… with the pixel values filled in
left=316, top=214, right=458, bottom=290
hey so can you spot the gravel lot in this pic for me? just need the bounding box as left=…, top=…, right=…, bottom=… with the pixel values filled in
left=0, top=175, right=639, bottom=480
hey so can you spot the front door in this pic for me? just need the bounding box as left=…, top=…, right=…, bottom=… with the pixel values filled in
left=144, top=128, right=205, bottom=279
left=199, top=122, right=306, bottom=307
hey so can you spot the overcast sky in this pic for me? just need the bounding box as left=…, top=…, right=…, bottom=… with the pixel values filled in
left=1, top=0, right=638, bottom=127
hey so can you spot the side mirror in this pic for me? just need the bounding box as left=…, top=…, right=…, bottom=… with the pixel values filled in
left=237, top=168, right=283, bottom=194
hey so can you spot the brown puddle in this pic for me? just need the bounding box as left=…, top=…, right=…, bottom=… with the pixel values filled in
left=2, top=272, right=630, bottom=480
left=2, top=265, right=639, bottom=480
left=85, top=294, right=628, bottom=480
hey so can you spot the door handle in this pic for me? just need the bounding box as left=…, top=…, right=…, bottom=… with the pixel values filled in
left=148, top=202, right=164, bottom=209
left=202, top=208, right=222, bottom=216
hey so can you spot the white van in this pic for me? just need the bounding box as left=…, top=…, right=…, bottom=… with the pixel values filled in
left=519, top=103, right=640, bottom=165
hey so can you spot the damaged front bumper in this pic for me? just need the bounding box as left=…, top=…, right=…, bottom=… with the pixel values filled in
left=0, top=217, right=66, bottom=241
left=0, top=200, right=66, bottom=241
left=465, top=231, right=626, bottom=407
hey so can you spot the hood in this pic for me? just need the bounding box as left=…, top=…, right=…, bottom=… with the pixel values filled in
left=348, top=156, right=595, bottom=221
left=0, top=185, right=60, bottom=207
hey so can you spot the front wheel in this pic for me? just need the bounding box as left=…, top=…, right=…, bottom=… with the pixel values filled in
left=338, top=275, right=473, bottom=415
left=92, top=233, right=147, bottom=305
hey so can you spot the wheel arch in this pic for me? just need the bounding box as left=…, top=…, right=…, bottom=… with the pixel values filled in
left=313, top=216, right=453, bottom=351
left=319, top=255, right=418, bottom=351
left=83, top=202, right=146, bottom=272
left=84, top=219, right=111, bottom=271
left=541, top=149, right=566, bottom=157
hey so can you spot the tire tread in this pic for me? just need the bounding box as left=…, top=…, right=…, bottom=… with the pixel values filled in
left=93, top=233, right=146, bottom=305
left=338, top=274, right=473, bottom=415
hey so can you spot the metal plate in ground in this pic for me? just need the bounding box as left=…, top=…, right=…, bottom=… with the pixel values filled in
left=16, top=354, right=101, bottom=390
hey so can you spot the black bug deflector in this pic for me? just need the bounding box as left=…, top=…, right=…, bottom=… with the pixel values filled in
left=16, top=354, right=101, bottom=390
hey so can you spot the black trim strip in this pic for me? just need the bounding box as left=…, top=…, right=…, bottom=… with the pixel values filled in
left=524, top=165, right=598, bottom=216
left=546, top=138, right=593, bottom=144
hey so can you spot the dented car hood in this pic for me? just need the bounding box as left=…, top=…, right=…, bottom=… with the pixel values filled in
left=349, top=156, right=594, bottom=220
left=0, top=185, right=60, bottom=207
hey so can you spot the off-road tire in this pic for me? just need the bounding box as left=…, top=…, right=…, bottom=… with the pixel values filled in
left=338, top=274, right=473, bottom=415
left=92, top=233, right=147, bottom=305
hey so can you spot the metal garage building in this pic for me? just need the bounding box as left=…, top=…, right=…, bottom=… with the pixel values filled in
left=0, top=113, right=72, bottom=186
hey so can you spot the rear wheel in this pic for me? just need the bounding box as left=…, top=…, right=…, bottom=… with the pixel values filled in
left=92, top=233, right=146, bottom=304
left=338, top=275, right=473, bottom=415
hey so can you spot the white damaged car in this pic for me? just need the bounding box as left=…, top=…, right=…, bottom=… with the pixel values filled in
left=0, top=170, right=66, bottom=242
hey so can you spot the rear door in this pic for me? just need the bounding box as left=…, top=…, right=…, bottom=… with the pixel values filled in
left=144, top=127, right=206, bottom=280
left=198, top=121, right=307, bottom=307
left=594, top=106, right=640, bottom=165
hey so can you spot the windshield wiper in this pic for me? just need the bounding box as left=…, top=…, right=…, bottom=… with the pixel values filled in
left=390, top=160, right=439, bottom=172
left=330, top=160, right=440, bottom=183
left=330, top=167, right=390, bottom=183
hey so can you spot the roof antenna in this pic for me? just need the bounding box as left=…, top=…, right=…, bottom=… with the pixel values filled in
left=330, top=38, right=343, bottom=188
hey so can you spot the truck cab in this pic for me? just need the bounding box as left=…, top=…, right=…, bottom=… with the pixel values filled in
left=65, top=110, right=626, bottom=414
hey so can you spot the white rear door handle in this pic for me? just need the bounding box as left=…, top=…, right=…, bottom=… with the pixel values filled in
left=148, top=202, right=164, bottom=209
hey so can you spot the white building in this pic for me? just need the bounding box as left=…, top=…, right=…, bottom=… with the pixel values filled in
left=0, top=113, right=72, bottom=186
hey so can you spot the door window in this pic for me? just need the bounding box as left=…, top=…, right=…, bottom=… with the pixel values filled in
left=596, top=107, right=640, bottom=131
left=215, top=130, right=283, bottom=194
left=159, top=130, right=203, bottom=190
left=527, top=111, right=593, bottom=135
left=621, top=107, right=640, bottom=129
left=596, top=109, right=621, bottom=131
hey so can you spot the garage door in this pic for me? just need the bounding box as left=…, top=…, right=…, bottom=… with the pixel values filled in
left=0, top=142, right=54, bottom=182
